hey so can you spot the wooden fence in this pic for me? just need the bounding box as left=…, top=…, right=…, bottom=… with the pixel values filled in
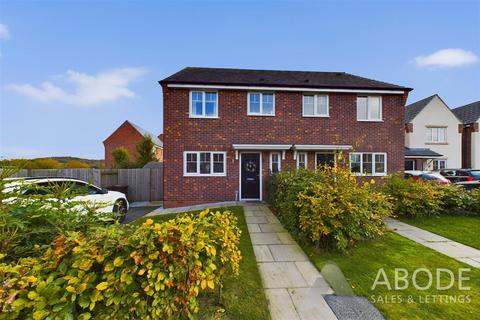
left=5, top=168, right=163, bottom=202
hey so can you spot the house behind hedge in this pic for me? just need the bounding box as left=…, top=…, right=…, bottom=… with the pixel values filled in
left=160, top=67, right=412, bottom=208
left=103, top=120, right=163, bottom=168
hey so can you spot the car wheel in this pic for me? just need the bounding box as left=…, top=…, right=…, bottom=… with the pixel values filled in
left=113, top=199, right=127, bottom=223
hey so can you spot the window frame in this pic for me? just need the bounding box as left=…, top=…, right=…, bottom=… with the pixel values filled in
left=189, top=91, right=219, bottom=118
left=269, top=152, right=281, bottom=173
left=349, top=152, right=387, bottom=176
left=432, top=159, right=447, bottom=171
left=296, top=152, right=308, bottom=169
left=356, top=96, right=383, bottom=122
left=302, top=94, right=329, bottom=117
left=426, top=127, right=447, bottom=143
left=183, top=151, right=226, bottom=176
left=247, top=92, right=276, bottom=116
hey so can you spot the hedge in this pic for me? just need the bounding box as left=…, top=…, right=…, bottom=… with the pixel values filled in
left=0, top=209, right=241, bottom=320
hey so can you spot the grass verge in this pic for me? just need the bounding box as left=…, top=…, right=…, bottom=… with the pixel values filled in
left=398, top=215, right=480, bottom=250
left=134, top=206, right=270, bottom=320
left=303, top=232, right=480, bottom=320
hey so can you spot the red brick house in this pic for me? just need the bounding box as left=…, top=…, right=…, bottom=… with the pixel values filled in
left=453, top=101, right=480, bottom=168
left=103, top=120, right=163, bottom=168
left=160, top=67, right=412, bottom=208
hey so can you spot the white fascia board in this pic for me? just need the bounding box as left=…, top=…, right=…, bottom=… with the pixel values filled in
left=405, top=155, right=443, bottom=159
left=168, top=84, right=406, bottom=95
left=293, top=144, right=352, bottom=151
left=232, top=144, right=292, bottom=150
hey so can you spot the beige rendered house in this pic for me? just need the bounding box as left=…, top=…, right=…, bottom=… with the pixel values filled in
left=405, top=95, right=462, bottom=170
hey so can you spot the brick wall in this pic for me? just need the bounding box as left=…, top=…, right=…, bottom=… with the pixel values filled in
left=162, top=84, right=408, bottom=208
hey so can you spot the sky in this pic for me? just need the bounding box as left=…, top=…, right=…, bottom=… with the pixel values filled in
left=0, top=0, right=479, bottom=160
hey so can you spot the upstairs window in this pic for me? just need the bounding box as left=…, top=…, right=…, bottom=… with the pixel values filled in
left=426, top=127, right=447, bottom=143
left=270, top=152, right=281, bottom=173
left=248, top=93, right=275, bottom=116
left=184, top=151, right=226, bottom=176
left=357, top=96, right=382, bottom=121
left=303, top=94, right=329, bottom=117
left=350, top=152, right=387, bottom=176
left=190, top=91, right=218, bottom=118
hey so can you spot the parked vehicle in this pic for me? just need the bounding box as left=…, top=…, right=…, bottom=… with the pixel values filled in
left=436, top=169, right=480, bottom=183
left=455, top=181, right=480, bottom=191
left=3, top=177, right=129, bottom=221
left=405, top=171, right=450, bottom=185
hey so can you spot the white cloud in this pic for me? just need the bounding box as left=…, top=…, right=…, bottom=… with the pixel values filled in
left=415, top=49, right=478, bottom=68
left=6, top=68, right=148, bottom=106
left=0, top=23, right=9, bottom=40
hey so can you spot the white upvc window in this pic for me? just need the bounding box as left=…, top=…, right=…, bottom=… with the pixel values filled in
left=357, top=96, right=382, bottom=121
left=303, top=94, right=329, bottom=117
left=426, top=127, right=447, bottom=143
left=349, top=152, right=387, bottom=176
left=248, top=93, right=275, bottom=116
left=184, top=151, right=226, bottom=176
left=190, top=91, right=218, bottom=118
left=297, top=152, right=308, bottom=169
left=269, top=152, right=281, bottom=173
left=433, top=159, right=447, bottom=171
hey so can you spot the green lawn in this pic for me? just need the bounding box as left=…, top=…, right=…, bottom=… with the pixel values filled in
left=398, top=215, right=480, bottom=250
left=134, top=206, right=270, bottom=320
left=303, top=233, right=480, bottom=320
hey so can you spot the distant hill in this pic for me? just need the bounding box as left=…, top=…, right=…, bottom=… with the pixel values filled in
left=41, top=157, right=105, bottom=168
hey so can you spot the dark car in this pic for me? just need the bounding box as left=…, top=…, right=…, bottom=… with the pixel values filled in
left=437, top=169, right=480, bottom=183
left=455, top=181, right=480, bottom=191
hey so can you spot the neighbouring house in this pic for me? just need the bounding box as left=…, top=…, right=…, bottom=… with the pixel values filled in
left=405, top=95, right=462, bottom=171
left=453, top=101, right=480, bottom=169
left=103, top=120, right=163, bottom=168
left=160, top=67, right=412, bottom=208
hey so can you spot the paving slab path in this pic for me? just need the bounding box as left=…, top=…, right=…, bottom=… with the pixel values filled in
left=387, top=218, right=480, bottom=268
left=244, top=204, right=338, bottom=320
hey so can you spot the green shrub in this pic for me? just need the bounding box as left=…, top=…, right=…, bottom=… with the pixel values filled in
left=382, top=175, right=444, bottom=217
left=267, top=169, right=320, bottom=240
left=0, top=209, right=241, bottom=320
left=296, top=166, right=392, bottom=251
left=0, top=174, right=116, bottom=262
left=467, top=188, right=480, bottom=214
left=112, top=147, right=131, bottom=169
left=438, top=184, right=477, bottom=214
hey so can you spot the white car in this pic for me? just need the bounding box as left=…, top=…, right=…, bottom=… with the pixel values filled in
left=4, top=177, right=129, bottom=221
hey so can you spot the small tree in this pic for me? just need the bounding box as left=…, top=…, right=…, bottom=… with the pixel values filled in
left=112, top=147, right=131, bottom=168
left=64, top=160, right=90, bottom=169
left=135, top=135, right=156, bottom=167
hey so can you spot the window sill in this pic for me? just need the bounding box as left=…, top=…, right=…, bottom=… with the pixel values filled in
left=247, top=113, right=275, bottom=117
left=357, top=119, right=384, bottom=122
left=425, top=142, right=448, bottom=145
left=302, top=115, right=330, bottom=118
left=189, top=116, right=219, bottom=119
left=184, top=173, right=227, bottom=177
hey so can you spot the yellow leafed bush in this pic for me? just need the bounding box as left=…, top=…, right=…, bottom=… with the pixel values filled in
left=0, top=209, right=241, bottom=320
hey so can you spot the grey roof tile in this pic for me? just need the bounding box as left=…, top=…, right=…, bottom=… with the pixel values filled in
left=452, top=101, right=480, bottom=124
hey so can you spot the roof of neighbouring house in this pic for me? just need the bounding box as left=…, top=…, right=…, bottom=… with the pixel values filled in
left=405, top=95, right=438, bottom=123
left=104, top=120, right=163, bottom=147
left=405, top=147, right=443, bottom=158
left=452, top=101, right=480, bottom=124
left=160, top=67, right=413, bottom=91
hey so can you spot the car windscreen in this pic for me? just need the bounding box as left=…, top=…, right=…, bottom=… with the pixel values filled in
left=470, top=171, right=480, bottom=178
left=420, top=174, right=439, bottom=181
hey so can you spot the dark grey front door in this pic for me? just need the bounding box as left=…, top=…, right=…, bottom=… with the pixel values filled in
left=241, top=153, right=260, bottom=199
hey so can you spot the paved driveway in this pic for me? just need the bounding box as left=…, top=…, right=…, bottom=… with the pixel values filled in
left=124, top=206, right=161, bottom=223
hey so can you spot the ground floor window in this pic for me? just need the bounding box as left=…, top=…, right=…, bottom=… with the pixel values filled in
left=350, top=152, right=387, bottom=176
left=316, top=152, right=335, bottom=167
left=405, top=159, right=416, bottom=170
left=297, top=152, right=307, bottom=169
left=270, top=152, right=281, bottom=173
left=184, top=151, right=226, bottom=176
left=432, top=159, right=447, bottom=171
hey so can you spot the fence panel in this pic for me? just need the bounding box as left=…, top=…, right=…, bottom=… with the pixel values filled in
left=1, top=167, right=163, bottom=202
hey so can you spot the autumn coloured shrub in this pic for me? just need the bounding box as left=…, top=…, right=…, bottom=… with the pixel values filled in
left=382, top=175, right=445, bottom=217
left=295, top=166, right=392, bottom=251
left=0, top=209, right=241, bottom=320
